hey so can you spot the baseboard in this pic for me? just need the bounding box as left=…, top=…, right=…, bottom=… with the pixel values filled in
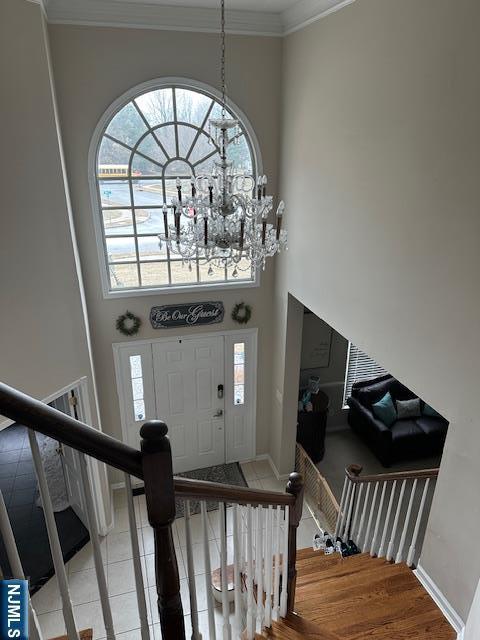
left=415, top=564, right=465, bottom=639
left=254, top=453, right=290, bottom=481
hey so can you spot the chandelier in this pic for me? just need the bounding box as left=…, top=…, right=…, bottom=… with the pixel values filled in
left=157, top=0, right=287, bottom=277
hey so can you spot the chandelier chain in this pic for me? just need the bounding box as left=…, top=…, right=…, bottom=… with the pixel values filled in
left=221, top=0, right=226, bottom=119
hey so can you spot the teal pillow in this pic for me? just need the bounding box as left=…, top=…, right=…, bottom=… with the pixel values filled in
left=423, top=403, right=441, bottom=418
left=372, top=392, right=397, bottom=427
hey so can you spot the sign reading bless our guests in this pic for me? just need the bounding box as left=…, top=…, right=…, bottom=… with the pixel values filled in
left=150, top=301, right=224, bottom=329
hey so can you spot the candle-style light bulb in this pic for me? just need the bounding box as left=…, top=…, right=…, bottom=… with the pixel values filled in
left=190, top=174, right=196, bottom=197
left=262, top=175, right=267, bottom=198
left=276, top=200, right=285, bottom=240
left=176, top=177, right=182, bottom=203
left=162, top=204, right=169, bottom=238
left=257, top=175, right=262, bottom=201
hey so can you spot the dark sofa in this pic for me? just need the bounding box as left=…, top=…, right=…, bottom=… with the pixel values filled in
left=346, top=374, right=448, bottom=467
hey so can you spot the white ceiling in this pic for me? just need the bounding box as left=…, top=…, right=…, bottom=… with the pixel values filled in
left=44, top=0, right=356, bottom=36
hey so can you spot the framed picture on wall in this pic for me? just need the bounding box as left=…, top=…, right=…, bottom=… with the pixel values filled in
left=301, top=314, right=333, bottom=369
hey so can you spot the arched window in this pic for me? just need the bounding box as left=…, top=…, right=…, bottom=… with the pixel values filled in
left=92, top=80, right=258, bottom=294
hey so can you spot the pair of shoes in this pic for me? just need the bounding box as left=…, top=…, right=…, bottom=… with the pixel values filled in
left=347, top=540, right=361, bottom=555
left=313, top=532, right=324, bottom=551
left=336, top=537, right=361, bottom=557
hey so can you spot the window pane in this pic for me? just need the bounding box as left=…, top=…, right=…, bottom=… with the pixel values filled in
left=132, top=181, right=164, bottom=206
left=106, top=237, right=137, bottom=262
left=131, top=377, right=144, bottom=401
left=133, top=400, right=146, bottom=422
left=177, top=125, right=198, bottom=157
left=137, top=134, right=168, bottom=166
left=132, top=155, right=162, bottom=177
left=98, top=137, right=130, bottom=171
left=234, top=385, right=244, bottom=406
left=234, top=342, right=245, bottom=364
left=227, top=257, right=253, bottom=281
left=199, top=262, right=226, bottom=282
left=138, top=236, right=166, bottom=261
left=135, top=208, right=165, bottom=234
left=109, top=263, right=139, bottom=289
left=189, top=132, right=216, bottom=165
left=135, top=88, right=174, bottom=127
left=155, top=124, right=176, bottom=158
left=140, top=261, right=169, bottom=287
left=165, top=159, right=192, bottom=178
left=175, top=88, right=212, bottom=126
left=106, top=102, right=147, bottom=147
left=130, top=355, right=142, bottom=379
left=234, top=364, right=245, bottom=385
left=170, top=261, right=199, bottom=285
left=99, top=180, right=131, bottom=207
left=194, top=153, right=220, bottom=174
left=103, top=209, right=134, bottom=236
left=227, top=135, right=252, bottom=174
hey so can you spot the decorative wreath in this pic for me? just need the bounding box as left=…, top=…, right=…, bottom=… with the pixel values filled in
left=116, top=311, right=142, bottom=336
left=231, top=302, right=252, bottom=325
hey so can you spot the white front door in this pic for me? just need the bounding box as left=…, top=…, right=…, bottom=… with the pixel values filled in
left=152, top=336, right=225, bottom=473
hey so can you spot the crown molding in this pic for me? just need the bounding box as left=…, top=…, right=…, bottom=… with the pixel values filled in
left=282, top=0, right=356, bottom=35
left=44, top=0, right=355, bottom=37
left=45, top=0, right=283, bottom=36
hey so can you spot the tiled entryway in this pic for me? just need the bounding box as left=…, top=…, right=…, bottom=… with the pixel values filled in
left=31, top=459, right=322, bottom=639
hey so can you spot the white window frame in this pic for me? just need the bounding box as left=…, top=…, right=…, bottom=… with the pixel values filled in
left=88, top=77, right=263, bottom=299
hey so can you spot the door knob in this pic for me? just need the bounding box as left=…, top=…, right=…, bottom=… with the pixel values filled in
left=213, top=409, right=223, bottom=418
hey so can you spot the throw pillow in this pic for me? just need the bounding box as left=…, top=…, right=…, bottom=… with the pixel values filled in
left=372, top=392, right=397, bottom=427
left=396, top=398, right=421, bottom=419
left=423, top=403, right=442, bottom=418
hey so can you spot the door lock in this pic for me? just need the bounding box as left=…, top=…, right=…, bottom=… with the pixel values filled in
left=213, top=409, right=223, bottom=418
left=217, top=384, right=224, bottom=399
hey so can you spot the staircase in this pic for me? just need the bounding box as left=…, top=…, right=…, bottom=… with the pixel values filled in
left=255, top=549, right=456, bottom=639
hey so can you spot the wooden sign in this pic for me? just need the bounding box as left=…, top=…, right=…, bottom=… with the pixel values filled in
left=150, top=301, right=224, bottom=329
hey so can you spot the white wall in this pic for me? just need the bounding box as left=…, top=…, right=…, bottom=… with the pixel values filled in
left=276, top=0, right=480, bottom=622
left=48, top=25, right=283, bottom=474
left=0, top=0, right=98, bottom=418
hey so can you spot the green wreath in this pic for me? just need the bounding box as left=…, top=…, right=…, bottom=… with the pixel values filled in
left=231, top=302, right=252, bottom=325
left=116, top=311, right=142, bottom=336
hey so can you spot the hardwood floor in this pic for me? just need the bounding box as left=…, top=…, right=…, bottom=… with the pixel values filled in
left=257, top=549, right=456, bottom=639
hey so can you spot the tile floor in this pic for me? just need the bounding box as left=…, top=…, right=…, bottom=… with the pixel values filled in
left=32, top=459, right=322, bottom=640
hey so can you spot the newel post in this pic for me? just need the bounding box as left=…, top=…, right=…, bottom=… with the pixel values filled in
left=286, top=471, right=304, bottom=613
left=140, top=421, right=185, bottom=640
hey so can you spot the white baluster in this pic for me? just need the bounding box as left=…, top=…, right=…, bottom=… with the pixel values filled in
left=407, top=478, right=431, bottom=567
left=264, top=506, right=273, bottom=628
left=185, top=500, right=202, bottom=640
left=233, top=505, right=242, bottom=636
left=279, top=506, right=289, bottom=618
left=337, top=480, right=353, bottom=540
left=363, top=481, right=379, bottom=553
left=0, top=490, right=43, bottom=640
left=246, top=505, right=255, bottom=640
left=334, top=477, right=348, bottom=538
left=273, top=506, right=281, bottom=621
left=396, top=480, right=418, bottom=564
left=351, top=484, right=364, bottom=542
left=370, top=481, right=387, bottom=557
left=255, top=506, right=264, bottom=631
left=378, top=480, right=397, bottom=559
left=201, top=502, right=216, bottom=640
left=28, top=430, right=80, bottom=640
left=124, top=474, right=150, bottom=640
left=78, top=453, right=115, bottom=640
left=342, top=481, right=356, bottom=540
left=386, top=479, right=407, bottom=562
left=356, top=483, right=371, bottom=549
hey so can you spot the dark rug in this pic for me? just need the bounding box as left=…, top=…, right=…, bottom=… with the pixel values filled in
left=133, top=462, right=248, bottom=518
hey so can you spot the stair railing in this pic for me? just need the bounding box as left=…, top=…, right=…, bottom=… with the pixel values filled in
left=0, top=381, right=303, bottom=640
left=334, top=464, right=438, bottom=566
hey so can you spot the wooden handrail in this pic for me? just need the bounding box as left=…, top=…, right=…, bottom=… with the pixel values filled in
left=174, top=476, right=295, bottom=507
left=0, top=381, right=143, bottom=478
left=345, top=463, right=439, bottom=484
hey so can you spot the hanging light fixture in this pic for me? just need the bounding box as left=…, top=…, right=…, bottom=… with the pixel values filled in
left=157, top=0, right=287, bottom=277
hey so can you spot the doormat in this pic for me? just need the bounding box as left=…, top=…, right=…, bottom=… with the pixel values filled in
left=133, top=462, right=248, bottom=518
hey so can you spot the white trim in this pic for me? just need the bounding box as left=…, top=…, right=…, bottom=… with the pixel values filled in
left=88, top=77, right=262, bottom=300
left=45, top=0, right=355, bottom=36
left=282, top=0, right=356, bottom=35
left=255, top=453, right=290, bottom=482
left=415, top=564, right=465, bottom=639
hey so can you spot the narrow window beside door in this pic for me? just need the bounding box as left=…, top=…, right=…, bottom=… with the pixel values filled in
left=233, top=342, right=245, bottom=405
left=129, top=355, right=145, bottom=421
